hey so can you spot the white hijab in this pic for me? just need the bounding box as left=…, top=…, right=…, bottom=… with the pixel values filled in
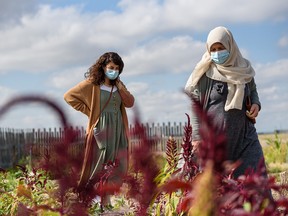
left=185, top=26, right=255, bottom=111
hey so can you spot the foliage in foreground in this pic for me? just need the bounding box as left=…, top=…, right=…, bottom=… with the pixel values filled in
left=1, top=95, right=288, bottom=215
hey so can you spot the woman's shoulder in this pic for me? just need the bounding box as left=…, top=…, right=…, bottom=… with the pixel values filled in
left=78, top=79, right=98, bottom=88
left=247, top=77, right=256, bottom=87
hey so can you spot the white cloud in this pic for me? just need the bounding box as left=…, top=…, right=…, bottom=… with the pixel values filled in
left=1, top=0, right=287, bottom=75
left=123, top=36, right=205, bottom=76
left=255, top=59, right=288, bottom=82
left=130, top=88, right=190, bottom=124
left=1, top=0, right=288, bottom=132
left=0, top=5, right=100, bottom=74
left=48, top=66, right=87, bottom=89
left=252, top=58, right=288, bottom=131
left=127, top=82, right=149, bottom=94
left=0, top=0, right=38, bottom=26
left=120, top=0, right=288, bottom=30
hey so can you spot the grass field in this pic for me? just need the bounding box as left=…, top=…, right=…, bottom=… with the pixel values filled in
left=258, top=132, right=288, bottom=147
left=258, top=132, right=288, bottom=177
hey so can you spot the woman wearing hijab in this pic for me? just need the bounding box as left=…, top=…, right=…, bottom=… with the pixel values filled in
left=185, top=26, right=267, bottom=178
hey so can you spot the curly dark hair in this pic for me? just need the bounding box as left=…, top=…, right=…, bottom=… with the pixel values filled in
left=85, top=52, right=124, bottom=85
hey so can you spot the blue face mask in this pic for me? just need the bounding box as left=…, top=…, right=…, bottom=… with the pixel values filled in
left=211, top=50, right=230, bottom=64
left=105, top=69, right=119, bottom=80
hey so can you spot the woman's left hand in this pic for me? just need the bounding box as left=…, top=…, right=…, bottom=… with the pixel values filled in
left=247, top=104, right=259, bottom=118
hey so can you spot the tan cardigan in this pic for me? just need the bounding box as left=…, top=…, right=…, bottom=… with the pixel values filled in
left=64, top=79, right=134, bottom=135
left=64, top=79, right=134, bottom=187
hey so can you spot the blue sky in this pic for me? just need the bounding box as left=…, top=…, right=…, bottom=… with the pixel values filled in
left=0, top=0, right=287, bottom=133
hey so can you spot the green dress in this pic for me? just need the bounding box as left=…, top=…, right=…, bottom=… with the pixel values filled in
left=90, top=85, right=128, bottom=183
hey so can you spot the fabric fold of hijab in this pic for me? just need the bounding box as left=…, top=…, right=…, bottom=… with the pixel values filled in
left=185, top=26, right=255, bottom=111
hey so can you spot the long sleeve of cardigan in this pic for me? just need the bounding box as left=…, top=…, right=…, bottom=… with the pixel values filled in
left=63, top=82, right=91, bottom=117
left=116, top=80, right=135, bottom=108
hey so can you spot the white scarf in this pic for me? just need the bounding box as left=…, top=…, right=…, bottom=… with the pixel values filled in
left=185, top=26, right=255, bottom=111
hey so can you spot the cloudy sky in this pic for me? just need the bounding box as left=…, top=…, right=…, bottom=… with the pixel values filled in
left=0, top=0, right=287, bottom=133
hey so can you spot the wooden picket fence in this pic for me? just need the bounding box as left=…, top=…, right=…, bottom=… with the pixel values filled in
left=0, top=122, right=187, bottom=169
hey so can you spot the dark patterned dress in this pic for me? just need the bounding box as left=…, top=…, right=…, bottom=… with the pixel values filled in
left=207, top=80, right=266, bottom=178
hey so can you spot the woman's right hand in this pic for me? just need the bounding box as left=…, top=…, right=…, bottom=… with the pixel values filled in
left=115, top=78, right=123, bottom=90
left=115, top=78, right=135, bottom=107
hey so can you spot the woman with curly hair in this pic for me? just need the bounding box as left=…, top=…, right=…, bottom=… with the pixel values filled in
left=64, top=52, right=134, bottom=200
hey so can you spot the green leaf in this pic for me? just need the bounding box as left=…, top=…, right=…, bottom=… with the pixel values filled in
left=243, top=202, right=251, bottom=212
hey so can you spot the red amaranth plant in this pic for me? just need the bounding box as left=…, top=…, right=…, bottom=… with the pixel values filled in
left=188, top=97, right=288, bottom=215
left=124, top=117, right=161, bottom=215
left=0, top=95, right=88, bottom=215
left=179, top=113, right=199, bottom=181
left=217, top=159, right=288, bottom=215
left=0, top=95, right=163, bottom=215
left=2, top=94, right=288, bottom=215
left=190, top=97, right=227, bottom=174
left=77, top=159, right=123, bottom=211
left=157, top=96, right=288, bottom=215
left=16, top=164, right=48, bottom=190
left=165, top=136, right=179, bottom=171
